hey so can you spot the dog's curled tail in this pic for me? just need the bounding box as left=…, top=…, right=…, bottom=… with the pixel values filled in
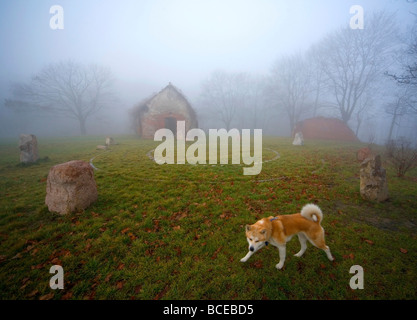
left=301, top=203, right=323, bottom=224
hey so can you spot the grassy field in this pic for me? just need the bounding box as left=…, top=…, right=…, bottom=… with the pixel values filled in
left=0, top=135, right=416, bottom=300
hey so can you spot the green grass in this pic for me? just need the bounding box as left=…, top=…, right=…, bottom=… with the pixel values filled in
left=0, top=135, right=416, bottom=300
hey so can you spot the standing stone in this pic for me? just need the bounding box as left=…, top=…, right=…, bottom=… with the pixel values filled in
left=105, top=137, right=115, bottom=146
left=292, top=132, right=304, bottom=146
left=45, top=160, right=98, bottom=215
left=360, top=155, right=389, bottom=202
left=19, top=134, right=38, bottom=163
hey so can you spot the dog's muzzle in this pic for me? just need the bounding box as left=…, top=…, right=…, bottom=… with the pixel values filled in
left=249, top=246, right=255, bottom=252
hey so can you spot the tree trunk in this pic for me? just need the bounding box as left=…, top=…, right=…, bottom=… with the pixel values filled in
left=387, top=112, right=398, bottom=142
left=341, top=108, right=351, bottom=125
left=355, top=119, right=361, bottom=137
left=79, top=117, right=87, bottom=136
left=313, top=85, right=320, bottom=117
left=289, top=114, right=295, bottom=137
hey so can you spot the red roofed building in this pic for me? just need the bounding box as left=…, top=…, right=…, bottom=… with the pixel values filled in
left=293, top=117, right=358, bottom=141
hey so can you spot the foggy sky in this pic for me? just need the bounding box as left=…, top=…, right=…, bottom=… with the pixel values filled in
left=0, top=0, right=416, bottom=137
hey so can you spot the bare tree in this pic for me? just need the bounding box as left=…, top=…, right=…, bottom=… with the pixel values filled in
left=5, top=61, right=115, bottom=135
left=387, top=20, right=417, bottom=107
left=240, top=75, right=271, bottom=130
left=353, top=90, right=374, bottom=137
left=306, top=44, right=329, bottom=117
left=200, top=71, right=249, bottom=130
left=268, top=53, right=311, bottom=135
left=385, top=137, right=417, bottom=177
left=385, top=88, right=415, bottom=141
left=315, top=11, right=398, bottom=125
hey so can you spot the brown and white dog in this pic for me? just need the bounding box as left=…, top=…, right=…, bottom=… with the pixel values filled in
left=240, top=204, right=334, bottom=269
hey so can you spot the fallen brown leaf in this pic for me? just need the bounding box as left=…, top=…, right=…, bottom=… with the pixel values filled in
left=121, top=227, right=130, bottom=234
left=85, top=239, right=92, bottom=251
left=252, top=260, right=263, bottom=269
left=50, top=257, right=62, bottom=265
left=153, top=285, right=169, bottom=300
left=343, top=253, right=355, bottom=260
left=11, top=252, right=22, bottom=260
left=61, top=291, right=73, bottom=300
left=128, top=232, right=137, bottom=241
left=135, top=285, right=142, bottom=294
left=104, top=273, right=112, bottom=283
left=211, top=246, right=223, bottom=260
left=31, top=263, right=45, bottom=270
left=27, top=289, right=39, bottom=298
left=117, top=263, right=125, bottom=270
left=116, top=280, right=125, bottom=290
left=39, top=292, right=54, bottom=300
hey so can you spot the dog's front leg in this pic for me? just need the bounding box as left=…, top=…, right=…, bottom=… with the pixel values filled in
left=240, top=251, right=254, bottom=263
left=275, top=245, right=286, bottom=269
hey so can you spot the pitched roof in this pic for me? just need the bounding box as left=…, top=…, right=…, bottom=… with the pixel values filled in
left=294, top=117, right=358, bottom=141
left=130, top=83, right=197, bottom=121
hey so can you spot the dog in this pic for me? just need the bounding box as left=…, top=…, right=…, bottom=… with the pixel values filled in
left=240, top=204, right=334, bottom=269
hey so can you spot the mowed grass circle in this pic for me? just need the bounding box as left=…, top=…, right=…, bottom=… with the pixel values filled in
left=91, top=142, right=282, bottom=183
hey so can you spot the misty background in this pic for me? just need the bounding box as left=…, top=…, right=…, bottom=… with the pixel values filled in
left=0, top=0, right=416, bottom=143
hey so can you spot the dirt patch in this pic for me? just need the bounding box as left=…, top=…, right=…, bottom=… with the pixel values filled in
left=353, top=215, right=417, bottom=233
left=332, top=201, right=417, bottom=234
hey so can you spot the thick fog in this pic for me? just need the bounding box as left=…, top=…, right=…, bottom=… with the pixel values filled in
left=0, top=0, right=416, bottom=142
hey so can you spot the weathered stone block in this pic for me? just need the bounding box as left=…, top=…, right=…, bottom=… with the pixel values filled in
left=292, top=132, right=304, bottom=146
left=105, top=137, right=115, bottom=146
left=360, top=155, right=389, bottom=202
left=45, top=160, right=97, bottom=215
left=19, top=134, right=38, bottom=163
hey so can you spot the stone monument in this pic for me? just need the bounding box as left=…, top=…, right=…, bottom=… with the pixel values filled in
left=45, top=160, right=98, bottom=215
left=19, top=134, right=38, bottom=163
left=360, top=155, right=389, bottom=202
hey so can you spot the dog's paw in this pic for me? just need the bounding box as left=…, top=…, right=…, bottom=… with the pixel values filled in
left=240, top=258, right=247, bottom=263
left=275, top=262, right=284, bottom=270
left=294, top=252, right=303, bottom=258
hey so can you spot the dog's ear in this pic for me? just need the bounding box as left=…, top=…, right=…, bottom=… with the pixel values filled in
left=245, top=225, right=251, bottom=231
